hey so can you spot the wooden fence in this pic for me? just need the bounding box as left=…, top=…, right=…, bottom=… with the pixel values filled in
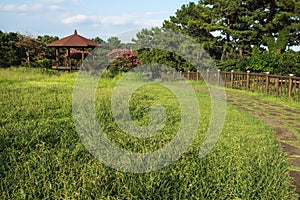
left=158, top=70, right=300, bottom=100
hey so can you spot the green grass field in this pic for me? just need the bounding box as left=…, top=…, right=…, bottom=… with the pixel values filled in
left=0, top=68, right=298, bottom=199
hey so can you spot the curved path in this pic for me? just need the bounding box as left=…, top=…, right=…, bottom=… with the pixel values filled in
left=225, top=91, right=300, bottom=198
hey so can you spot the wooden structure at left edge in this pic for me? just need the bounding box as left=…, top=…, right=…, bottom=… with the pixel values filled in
left=47, top=30, right=99, bottom=71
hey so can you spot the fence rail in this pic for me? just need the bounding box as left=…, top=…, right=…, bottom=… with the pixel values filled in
left=158, top=70, right=300, bottom=100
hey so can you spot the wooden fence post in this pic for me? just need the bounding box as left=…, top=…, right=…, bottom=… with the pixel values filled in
left=275, top=77, right=279, bottom=96
left=206, top=69, right=210, bottom=82
left=230, top=70, right=234, bottom=88
left=180, top=71, right=183, bottom=78
left=217, top=70, right=221, bottom=86
left=55, top=48, right=59, bottom=67
left=288, top=74, right=294, bottom=97
left=149, top=72, right=153, bottom=79
left=246, top=71, right=250, bottom=90
left=265, top=72, right=270, bottom=94
left=196, top=70, right=199, bottom=81
left=187, top=71, right=190, bottom=80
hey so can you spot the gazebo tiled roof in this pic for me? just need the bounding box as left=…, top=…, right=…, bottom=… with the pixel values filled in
left=47, top=30, right=100, bottom=70
left=47, top=30, right=99, bottom=48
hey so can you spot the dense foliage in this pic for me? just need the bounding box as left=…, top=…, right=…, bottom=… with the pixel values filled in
left=0, top=31, right=59, bottom=68
left=106, top=48, right=140, bottom=76
left=0, top=31, right=25, bottom=67
left=219, top=47, right=300, bottom=75
left=161, top=0, right=300, bottom=75
left=0, top=0, right=299, bottom=75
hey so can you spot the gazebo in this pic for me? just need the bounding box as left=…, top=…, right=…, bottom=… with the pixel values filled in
left=47, top=30, right=100, bottom=70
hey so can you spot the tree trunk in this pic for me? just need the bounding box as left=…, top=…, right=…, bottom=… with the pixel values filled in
left=221, top=43, right=227, bottom=61
left=26, top=51, right=30, bottom=63
left=239, top=47, right=243, bottom=57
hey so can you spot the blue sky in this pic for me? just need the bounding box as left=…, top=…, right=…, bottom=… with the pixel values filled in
left=0, top=0, right=197, bottom=41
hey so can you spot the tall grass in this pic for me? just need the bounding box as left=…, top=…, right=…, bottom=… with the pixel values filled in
left=0, top=68, right=297, bottom=199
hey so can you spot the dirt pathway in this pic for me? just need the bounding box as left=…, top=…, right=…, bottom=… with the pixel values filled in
left=225, top=91, right=300, bottom=197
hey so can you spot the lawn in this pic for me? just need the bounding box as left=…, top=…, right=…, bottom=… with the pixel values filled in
left=0, top=68, right=297, bottom=199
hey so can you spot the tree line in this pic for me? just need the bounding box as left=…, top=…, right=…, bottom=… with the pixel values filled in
left=0, top=0, right=299, bottom=75
left=160, top=0, right=300, bottom=75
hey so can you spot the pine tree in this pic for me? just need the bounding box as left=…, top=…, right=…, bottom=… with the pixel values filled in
left=163, top=0, right=300, bottom=61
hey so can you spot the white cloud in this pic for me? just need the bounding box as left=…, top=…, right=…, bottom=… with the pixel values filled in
left=144, top=11, right=171, bottom=16
left=39, top=0, right=65, bottom=4
left=49, top=5, right=64, bottom=11
left=62, top=13, right=163, bottom=27
left=71, top=0, right=82, bottom=4
left=101, top=15, right=133, bottom=25
left=0, top=3, right=68, bottom=14
left=0, top=4, right=14, bottom=11
left=62, top=14, right=89, bottom=24
left=39, top=0, right=82, bottom=4
left=133, top=19, right=162, bottom=27
left=0, top=4, right=42, bottom=12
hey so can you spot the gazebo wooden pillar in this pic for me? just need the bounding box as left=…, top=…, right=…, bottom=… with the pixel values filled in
left=55, top=48, right=59, bottom=69
left=81, top=48, right=85, bottom=63
left=67, top=47, right=71, bottom=67
left=47, top=30, right=100, bottom=70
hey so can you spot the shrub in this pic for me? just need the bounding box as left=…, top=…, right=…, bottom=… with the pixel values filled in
left=107, top=49, right=140, bottom=76
left=218, top=48, right=300, bottom=76
left=31, top=58, right=52, bottom=69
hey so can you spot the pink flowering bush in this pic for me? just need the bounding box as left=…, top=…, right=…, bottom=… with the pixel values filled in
left=106, top=48, right=140, bottom=75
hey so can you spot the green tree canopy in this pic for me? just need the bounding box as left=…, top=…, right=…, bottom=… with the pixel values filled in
left=0, top=31, right=25, bottom=67
left=132, top=27, right=199, bottom=72
left=37, top=35, right=59, bottom=60
left=163, top=0, right=300, bottom=61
